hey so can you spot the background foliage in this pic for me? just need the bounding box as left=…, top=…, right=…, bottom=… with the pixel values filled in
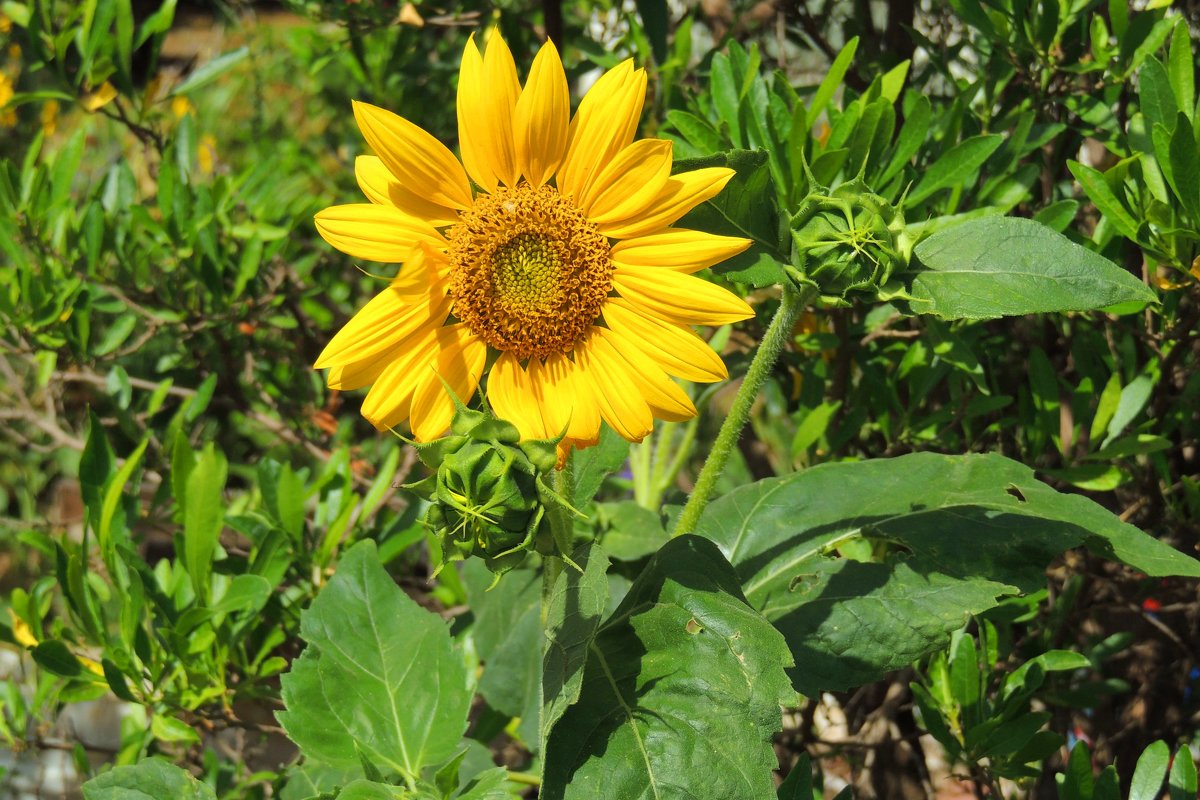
left=0, top=0, right=1198, bottom=798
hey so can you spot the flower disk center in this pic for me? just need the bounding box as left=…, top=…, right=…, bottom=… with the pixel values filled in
left=448, top=184, right=612, bottom=360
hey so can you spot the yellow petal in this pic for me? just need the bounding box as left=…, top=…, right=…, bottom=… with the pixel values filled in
left=81, top=82, right=118, bottom=112
left=479, top=33, right=521, bottom=188
left=314, top=204, right=445, bottom=263
left=315, top=279, right=450, bottom=369
left=409, top=326, right=487, bottom=440
left=597, top=168, right=735, bottom=239
left=457, top=35, right=497, bottom=193
left=528, top=355, right=575, bottom=438
left=602, top=298, right=728, bottom=382
left=579, top=139, right=673, bottom=224
left=557, top=61, right=646, bottom=200
left=598, top=328, right=696, bottom=422
left=514, top=39, right=569, bottom=187
left=573, top=330, right=653, bottom=442
left=556, top=353, right=601, bottom=447
left=359, top=327, right=441, bottom=429
left=488, top=352, right=545, bottom=439
left=354, top=156, right=460, bottom=227
left=612, top=228, right=751, bottom=273
left=612, top=265, right=754, bottom=326
left=352, top=100, right=473, bottom=210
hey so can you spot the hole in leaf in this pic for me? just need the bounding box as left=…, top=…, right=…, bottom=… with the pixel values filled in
left=1006, top=485, right=1027, bottom=502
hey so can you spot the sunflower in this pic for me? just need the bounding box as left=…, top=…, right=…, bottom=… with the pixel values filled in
left=314, top=33, right=753, bottom=456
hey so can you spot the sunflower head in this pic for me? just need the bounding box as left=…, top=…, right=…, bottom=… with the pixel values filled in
left=408, top=404, right=564, bottom=577
left=790, top=180, right=911, bottom=300
left=313, top=32, right=755, bottom=460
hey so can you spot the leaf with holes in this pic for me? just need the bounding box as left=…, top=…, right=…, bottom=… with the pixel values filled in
left=694, top=452, right=1200, bottom=695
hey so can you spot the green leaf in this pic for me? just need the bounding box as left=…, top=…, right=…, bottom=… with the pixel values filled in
left=597, top=501, right=669, bottom=561
left=902, top=217, right=1157, bottom=319
left=1167, top=22, right=1194, bottom=120
left=675, top=150, right=786, bottom=287
left=542, top=543, right=610, bottom=745
left=97, top=438, right=148, bottom=566
left=1061, top=742, right=1093, bottom=800
left=1033, top=200, right=1079, bottom=233
left=280, top=764, right=362, bottom=800
left=82, top=759, right=214, bottom=800
left=1130, top=741, right=1170, bottom=800
left=572, top=425, right=630, bottom=507
left=1089, top=372, right=1122, bottom=442
left=150, top=714, right=201, bottom=745
left=1103, top=373, right=1154, bottom=448
left=1068, top=161, right=1141, bottom=242
left=472, top=567, right=541, bottom=746
left=1169, top=744, right=1198, bottom=800
left=184, top=444, right=227, bottom=604
left=694, top=452, right=1200, bottom=695
left=334, top=781, right=407, bottom=800
left=209, top=574, right=272, bottom=617
left=1138, top=58, right=1177, bottom=136
left=776, top=752, right=814, bottom=799
left=1165, top=115, right=1200, bottom=221
left=542, top=537, right=793, bottom=800
left=168, top=47, right=250, bottom=96
left=879, top=94, right=931, bottom=186
left=634, top=0, right=668, bottom=64
left=278, top=541, right=471, bottom=781
left=31, top=640, right=84, bottom=678
left=907, top=134, right=1003, bottom=206
left=665, top=110, right=724, bottom=154
left=808, top=37, right=858, bottom=123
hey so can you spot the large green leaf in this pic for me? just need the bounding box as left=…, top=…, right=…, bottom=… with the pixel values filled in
left=465, top=560, right=541, bottom=747
left=899, top=217, right=1156, bottom=319
left=542, top=537, right=793, bottom=799
left=279, top=541, right=471, bottom=781
left=674, top=150, right=787, bottom=288
left=82, top=759, right=215, bottom=800
left=694, top=453, right=1200, bottom=695
left=542, top=543, right=610, bottom=745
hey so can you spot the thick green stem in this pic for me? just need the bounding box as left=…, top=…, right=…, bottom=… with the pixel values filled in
left=672, top=284, right=811, bottom=537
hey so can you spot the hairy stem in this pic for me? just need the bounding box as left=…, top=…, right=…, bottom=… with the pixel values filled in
left=672, top=283, right=810, bottom=537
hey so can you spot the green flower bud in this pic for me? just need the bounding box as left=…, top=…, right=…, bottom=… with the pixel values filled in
left=405, top=404, right=570, bottom=579
left=790, top=180, right=911, bottom=301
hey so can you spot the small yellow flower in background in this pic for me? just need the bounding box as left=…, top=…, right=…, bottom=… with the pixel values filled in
left=314, top=33, right=752, bottom=456
left=81, top=81, right=117, bottom=112
left=40, top=99, right=58, bottom=135
left=171, top=94, right=194, bottom=119
left=397, top=2, right=424, bottom=26
left=9, top=609, right=36, bottom=648
left=198, top=133, right=217, bottom=176
left=0, top=12, right=11, bottom=34
left=0, top=72, right=14, bottom=129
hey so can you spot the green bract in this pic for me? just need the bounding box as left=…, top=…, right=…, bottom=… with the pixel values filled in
left=406, top=403, right=569, bottom=579
left=789, top=179, right=913, bottom=301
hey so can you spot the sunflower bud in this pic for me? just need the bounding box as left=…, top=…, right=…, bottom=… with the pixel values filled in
left=790, top=180, right=912, bottom=300
left=406, top=405, right=568, bottom=579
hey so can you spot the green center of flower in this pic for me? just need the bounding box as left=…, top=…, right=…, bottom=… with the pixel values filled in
left=447, top=184, right=612, bottom=360
left=491, top=233, right=564, bottom=313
